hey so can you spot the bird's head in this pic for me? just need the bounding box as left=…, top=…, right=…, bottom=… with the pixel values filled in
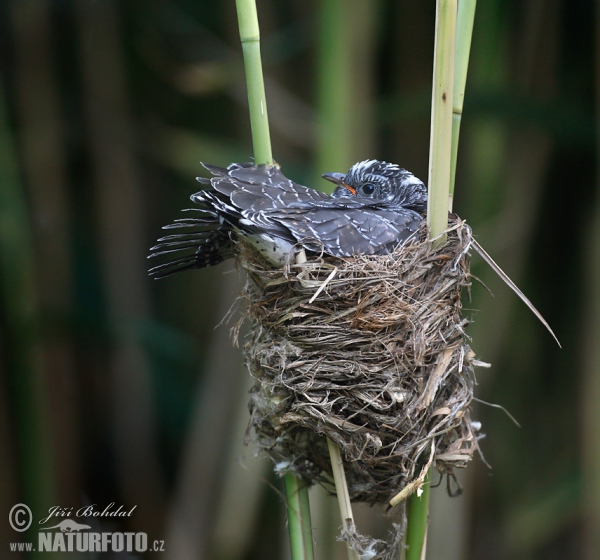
left=322, top=159, right=427, bottom=211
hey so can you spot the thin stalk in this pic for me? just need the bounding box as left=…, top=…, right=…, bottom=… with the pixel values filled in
left=409, top=2, right=457, bottom=558
left=285, top=473, right=316, bottom=560
left=327, top=439, right=360, bottom=560
left=449, top=0, right=477, bottom=209
left=235, top=2, right=313, bottom=558
left=426, top=0, right=457, bottom=241
left=406, top=473, right=431, bottom=560
left=235, top=0, right=273, bottom=166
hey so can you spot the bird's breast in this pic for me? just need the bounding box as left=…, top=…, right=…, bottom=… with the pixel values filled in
left=242, top=231, right=295, bottom=267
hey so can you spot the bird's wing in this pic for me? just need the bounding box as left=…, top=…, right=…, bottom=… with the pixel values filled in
left=273, top=206, right=423, bottom=256
left=204, top=164, right=331, bottom=208
left=195, top=164, right=332, bottom=239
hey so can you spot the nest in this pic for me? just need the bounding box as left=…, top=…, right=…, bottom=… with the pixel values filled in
left=237, top=217, right=481, bottom=505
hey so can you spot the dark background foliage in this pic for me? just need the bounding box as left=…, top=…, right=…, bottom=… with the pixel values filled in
left=0, top=1, right=597, bottom=559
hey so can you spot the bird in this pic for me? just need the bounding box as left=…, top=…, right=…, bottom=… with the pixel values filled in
left=148, top=160, right=428, bottom=278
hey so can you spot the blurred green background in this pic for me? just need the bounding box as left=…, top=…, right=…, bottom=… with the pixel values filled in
left=0, top=1, right=597, bottom=559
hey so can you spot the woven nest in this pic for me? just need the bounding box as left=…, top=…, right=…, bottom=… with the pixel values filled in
left=235, top=217, right=482, bottom=505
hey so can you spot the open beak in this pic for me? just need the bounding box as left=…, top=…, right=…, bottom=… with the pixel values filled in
left=322, top=172, right=356, bottom=195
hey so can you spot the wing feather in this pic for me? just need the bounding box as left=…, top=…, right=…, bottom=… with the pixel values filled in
left=150, top=162, right=425, bottom=278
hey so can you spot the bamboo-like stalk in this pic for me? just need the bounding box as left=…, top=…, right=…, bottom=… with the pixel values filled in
left=426, top=0, right=457, bottom=242
left=449, top=0, right=477, bottom=210
left=407, top=2, right=457, bottom=559
left=234, top=2, right=313, bottom=558
left=327, top=439, right=360, bottom=560
left=405, top=472, right=431, bottom=560
left=285, top=472, right=316, bottom=560
left=235, top=0, right=273, bottom=166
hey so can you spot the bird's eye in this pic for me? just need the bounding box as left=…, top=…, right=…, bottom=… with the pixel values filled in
left=361, top=184, right=375, bottom=196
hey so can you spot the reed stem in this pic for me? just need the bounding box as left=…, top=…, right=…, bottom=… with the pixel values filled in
left=409, top=1, right=457, bottom=558
left=235, top=0, right=273, bottom=166
left=327, top=439, right=360, bottom=560
left=235, top=2, right=312, bottom=558
left=426, top=0, right=457, bottom=242
left=406, top=472, right=431, bottom=560
left=285, top=473, right=316, bottom=560
left=449, top=0, right=477, bottom=209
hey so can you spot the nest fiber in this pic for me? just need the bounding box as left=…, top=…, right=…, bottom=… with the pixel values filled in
left=239, top=218, right=480, bottom=504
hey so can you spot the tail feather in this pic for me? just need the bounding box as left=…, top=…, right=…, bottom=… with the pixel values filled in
left=201, top=163, right=229, bottom=177
left=149, top=243, right=207, bottom=258
left=150, top=163, right=280, bottom=278
left=152, top=231, right=213, bottom=244
left=161, top=218, right=216, bottom=229
left=148, top=255, right=203, bottom=279
left=148, top=208, right=234, bottom=277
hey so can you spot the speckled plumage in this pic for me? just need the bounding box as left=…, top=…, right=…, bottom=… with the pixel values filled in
left=148, top=160, right=427, bottom=278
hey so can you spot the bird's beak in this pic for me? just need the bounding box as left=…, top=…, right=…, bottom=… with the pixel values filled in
left=322, top=172, right=356, bottom=195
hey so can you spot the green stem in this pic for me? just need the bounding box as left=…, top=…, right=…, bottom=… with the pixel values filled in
left=234, top=2, right=313, bottom=558
left=449, top=0, right=477, bottom=209
left=410, top=1, right=457, bottom=558
left=235, top=0, right=273, bottom=166
left=427, top=0, right=457, bottom=242
left=284, top=473, right=315, bottom=560
left=406, top=472, right=431, bottom=560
